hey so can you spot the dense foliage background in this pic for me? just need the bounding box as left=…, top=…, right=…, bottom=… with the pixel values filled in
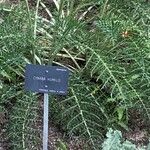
left=0, top=0, right=150, bottom=149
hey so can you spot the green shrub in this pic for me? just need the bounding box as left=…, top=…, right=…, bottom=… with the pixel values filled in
left=0, top=0, right=150, bottom=150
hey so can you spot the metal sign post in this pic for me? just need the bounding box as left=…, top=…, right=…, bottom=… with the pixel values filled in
left=43, top=93, right=49, bottom=150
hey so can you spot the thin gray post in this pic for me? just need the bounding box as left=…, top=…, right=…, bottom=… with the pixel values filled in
left=43, top=93, right=49, bottom=150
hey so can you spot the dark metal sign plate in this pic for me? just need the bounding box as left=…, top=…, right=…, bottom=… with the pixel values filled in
left=25, top=64, right=69, bottom=95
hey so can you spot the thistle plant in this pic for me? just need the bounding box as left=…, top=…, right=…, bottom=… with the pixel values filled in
left=0, top=0, right=150, bottom=149
left=102, top=128, right=149, bottom=150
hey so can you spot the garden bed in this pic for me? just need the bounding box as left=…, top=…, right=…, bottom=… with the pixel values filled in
left=0, top=0, right=150, bottom=149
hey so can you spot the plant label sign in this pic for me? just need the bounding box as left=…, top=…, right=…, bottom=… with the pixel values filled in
left=25, top=64, right=69, bottom=95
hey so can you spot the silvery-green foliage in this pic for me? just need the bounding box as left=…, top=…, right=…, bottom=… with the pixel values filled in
left=102, top=129, right=148, bottom=150
left=102, top=128, right=123, bottom=150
